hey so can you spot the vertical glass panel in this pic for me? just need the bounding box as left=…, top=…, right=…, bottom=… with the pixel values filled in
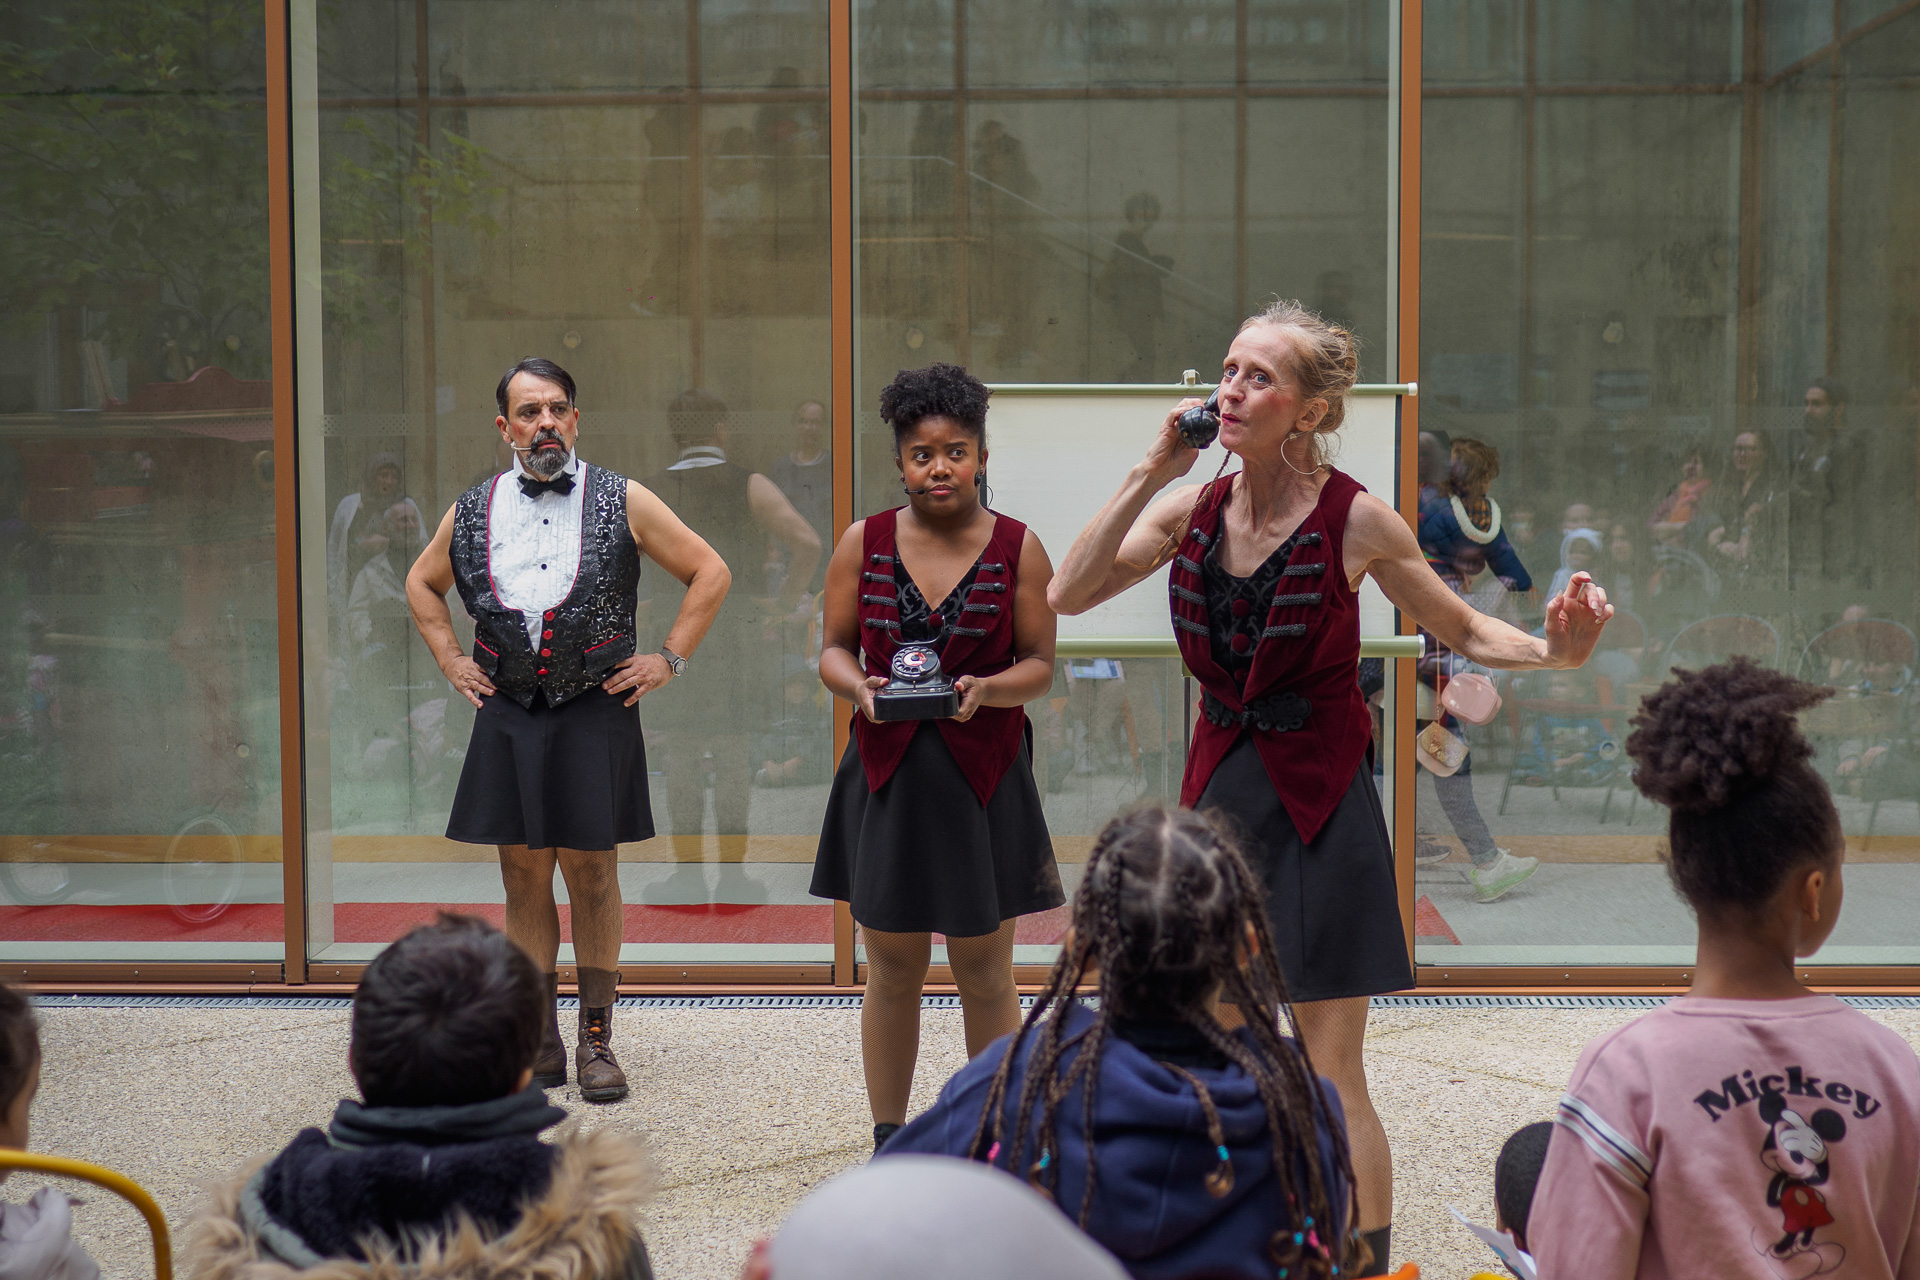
left=855, top=0, right=1392, bottom=969
left=1418, top=1, right=1920, bottom=967
left=297, top=0, right=831, bottom=967
left=0, top=2, right=282, bottom=960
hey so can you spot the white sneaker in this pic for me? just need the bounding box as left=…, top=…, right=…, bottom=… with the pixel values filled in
left=1467, top=849, right=1539, bottom=903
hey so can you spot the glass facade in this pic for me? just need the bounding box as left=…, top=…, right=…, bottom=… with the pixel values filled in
left=0, top=2, right=283, bottom=962
left=1415, top=0, right=1920, bottom=967
left=2, top=0, right=1916, bottom=980
left=291, top=0, right=834, bottom=966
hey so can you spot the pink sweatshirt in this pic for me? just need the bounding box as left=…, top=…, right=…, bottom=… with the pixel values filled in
left=1530, top=995, right=1920, bottom=1280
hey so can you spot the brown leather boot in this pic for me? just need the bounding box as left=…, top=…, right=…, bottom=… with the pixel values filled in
left=576, top=1003, right=628, bottom=1103
left=532, top=972, right=565, bottom=1088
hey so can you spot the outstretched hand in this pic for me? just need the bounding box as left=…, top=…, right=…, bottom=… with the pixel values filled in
left=1542, top=571, right=1613, bottom=669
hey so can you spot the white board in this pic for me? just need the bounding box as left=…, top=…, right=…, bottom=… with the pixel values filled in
left=984, top=385, right=1403, bottom=641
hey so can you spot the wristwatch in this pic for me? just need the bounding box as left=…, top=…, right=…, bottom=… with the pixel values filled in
left=658, top=647, right=687, bottom=676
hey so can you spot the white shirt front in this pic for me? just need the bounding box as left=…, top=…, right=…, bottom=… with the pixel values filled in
left=488, top=450, right=587, bottom=649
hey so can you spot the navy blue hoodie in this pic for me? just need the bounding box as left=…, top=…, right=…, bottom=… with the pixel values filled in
left=884, top=1001, right=1350, bottom=1280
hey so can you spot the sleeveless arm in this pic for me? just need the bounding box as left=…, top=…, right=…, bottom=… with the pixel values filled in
left=961, top=527, right=1057, bottom=714
left=625, top=479, right=731, bottom=660
left=819, top=520, right=884, bottom=720
left=1346, top=492, right=1612, bottom=670
left=1049, top=396, right=1211, bottom=615
left=748, top=471, right=822, bottom=610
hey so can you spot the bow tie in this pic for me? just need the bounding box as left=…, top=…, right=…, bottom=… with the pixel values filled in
left=519, top=471, right=576, bottom=498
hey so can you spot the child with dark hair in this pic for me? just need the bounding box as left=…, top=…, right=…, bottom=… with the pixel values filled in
left=1528, top=659, right=1920, bottom=1280
left=0, top=984, right=100, bottom=1280
left=882, top=806, right=1359, bottom=1280
left=1494, top=1120, right=1552, bottom=1256
left=191, top=915, right=653, bottom=1280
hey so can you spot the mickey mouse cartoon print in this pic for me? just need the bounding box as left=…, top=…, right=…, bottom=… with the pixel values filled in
left=1756, top=1092, right=1848, bottom=1277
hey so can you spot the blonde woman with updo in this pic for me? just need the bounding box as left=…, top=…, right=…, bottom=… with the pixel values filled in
left=1049, top=300, right=1613, bottom=1276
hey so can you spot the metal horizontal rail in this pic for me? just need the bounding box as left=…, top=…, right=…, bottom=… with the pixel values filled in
left=989, top=382, right=1415, bottom=397
left=1054, top=635, right=1422, bottom=659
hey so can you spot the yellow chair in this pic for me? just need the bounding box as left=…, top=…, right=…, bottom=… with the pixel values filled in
left=0, top=1151, right=170, bottom=1280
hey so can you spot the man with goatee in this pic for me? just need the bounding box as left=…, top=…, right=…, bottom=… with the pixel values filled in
left=407, top=357, right=729, bottom=1102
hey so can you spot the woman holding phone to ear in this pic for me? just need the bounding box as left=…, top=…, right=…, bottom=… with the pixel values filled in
left=1048, top=300, right=1613, bottom=1277
left=810, top=363, right=1062, bottom=1155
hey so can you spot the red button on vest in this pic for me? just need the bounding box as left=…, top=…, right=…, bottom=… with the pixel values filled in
left=1230, top=633, right=1252, bottom=654
left=540, top=648, right=551, bottom=657
left=543, top=630, right=553, bottom=639
left=537, top=667, right=549, bottom=675
left=544, top=611, right=555, bottom=620
left=1231, top=598, right=1252, bottom=618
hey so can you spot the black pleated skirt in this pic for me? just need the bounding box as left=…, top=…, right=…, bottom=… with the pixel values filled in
left=810, top=722, right=1063, bottom=937
left=1198, top=735, right=1412, bottom=1003
left=446, top=689, right=655, bottom=851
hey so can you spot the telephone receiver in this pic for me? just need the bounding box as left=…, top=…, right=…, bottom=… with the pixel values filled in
left=1176, top=389, right=1221, bottom=450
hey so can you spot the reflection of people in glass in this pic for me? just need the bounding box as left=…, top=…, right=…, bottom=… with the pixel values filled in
left=1791, top=378, right=1867, bottom=592
left=407, top=358, right=731, bottom=1104
left=1049, top=301, right=1612, bottom=1277
left=326, top=451, right=424, bottom=629
left=642, top=390, right=820, bottom=906
left=1706, top=429, right=1784, bottom=597
left=811, top=363, right=1062, bottom=1154
left=1415, top=438, right=1538, bottom=898
left=970, top=119, right=1041, bottom=366
left=1098, top=191, right=1173, bottom=382
left=767, top=398, right=831, bottom=595
left=1647, top=444, right=1713, bottom=548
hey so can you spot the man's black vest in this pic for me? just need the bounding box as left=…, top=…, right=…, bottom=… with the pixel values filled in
left=449, top=465, right=639, bottom=708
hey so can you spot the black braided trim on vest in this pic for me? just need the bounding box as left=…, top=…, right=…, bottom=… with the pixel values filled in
left=1173, top=615, right=1210, bottom=636
left=1262, top=623, right=1308, bottom=639
left=1281, top=562, right=1326, bottom=576
left=861, top=593, right=897, bottom=607
left=1272, top=592, right=1323, bottom=607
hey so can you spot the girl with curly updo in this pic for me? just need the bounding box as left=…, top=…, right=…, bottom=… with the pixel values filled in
left=1528, top=658, right=1920, bottom=1280
left=884, top=806, right=1362, bottom=1280
left=1049, top=299, right=1613, bottom=1274
left=811, top=363, right=1064, bottom=1153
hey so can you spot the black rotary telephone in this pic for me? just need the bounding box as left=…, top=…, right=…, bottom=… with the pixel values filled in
left=1177, top=389, right=1221, bottom=450
left=872, top=643, right=960, bottom=721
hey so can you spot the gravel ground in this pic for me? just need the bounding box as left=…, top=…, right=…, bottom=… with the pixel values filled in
left=18, top=1003, right=1920, bottom=1279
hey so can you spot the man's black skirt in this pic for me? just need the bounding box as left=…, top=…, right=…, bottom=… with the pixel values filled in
left=446, top=688, right=655, bottom=851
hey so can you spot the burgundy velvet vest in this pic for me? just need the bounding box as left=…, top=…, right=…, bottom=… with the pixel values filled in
left=1170, top=468, right=1371, bottom=843
left=853, top=507, right=1028, bottom=805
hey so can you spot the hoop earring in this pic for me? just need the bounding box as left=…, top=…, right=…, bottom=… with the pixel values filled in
left=1282, top=432, right=1322, bottom=478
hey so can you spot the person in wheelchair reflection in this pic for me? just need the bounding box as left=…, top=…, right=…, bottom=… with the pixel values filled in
left=809, top=363, right=1062, bottom=1155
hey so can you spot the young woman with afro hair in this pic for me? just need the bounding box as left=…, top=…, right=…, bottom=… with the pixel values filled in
left=810, top=362, right=1064, bottom=1153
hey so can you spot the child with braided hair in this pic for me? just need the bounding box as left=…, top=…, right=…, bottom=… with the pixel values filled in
left=1528, top=658, right=1920, bottom=1280
left=882, top=806, right=1363, bottom=1280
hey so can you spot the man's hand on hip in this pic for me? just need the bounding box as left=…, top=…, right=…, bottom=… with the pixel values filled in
left=603, top=652, right=672, bottom=707
left=443, top=655, right=496, bottom=709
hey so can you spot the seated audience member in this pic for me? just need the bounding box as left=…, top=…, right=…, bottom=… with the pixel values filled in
left=190, top=915, right=652, bottom=1280
left=882, top=806, right=1365, bottom=1279
left=1494, top=1121, right=1552, bottom=1257
left=0, top=984, right=99, bottom=1280
left=1528, top=660, right=1920, bottom=1280
left=742, top=1154, right=1128, bottom=1280
left=1512, top=671, right=1618, bottom=788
